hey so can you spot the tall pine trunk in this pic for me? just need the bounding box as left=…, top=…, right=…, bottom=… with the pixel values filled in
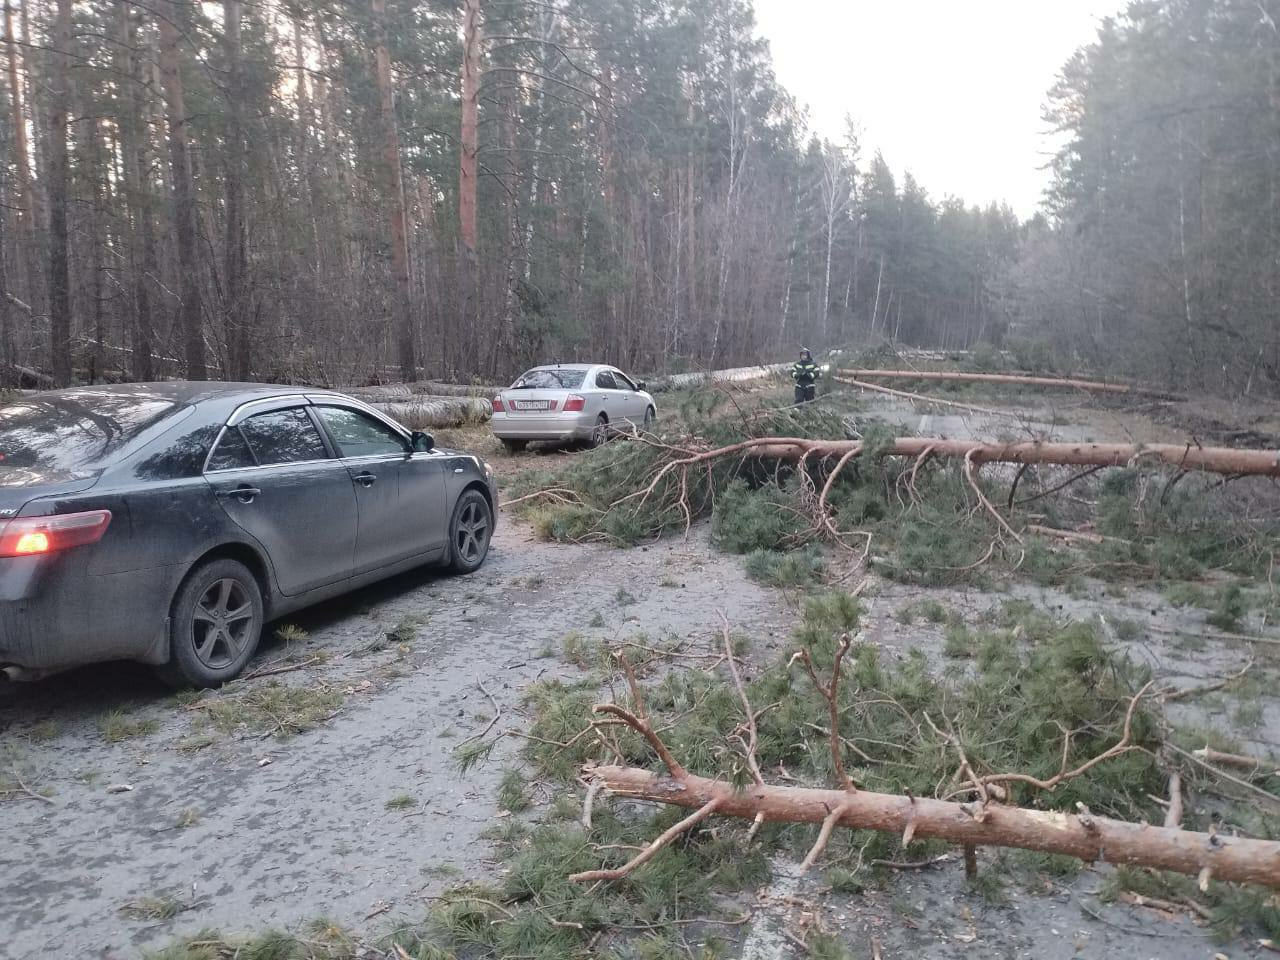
left=372, top=0, right=415, bottom=381
left=46, top=0, right=73, bottom=386
left=159, top=0, right=206, bottom=380
left=116, top=1, right=155, bottom=380
left=224, top=0, right=250, bottom=380
left=457, top=0, right=481, bottom=360
left=3, top=1, right=33, bottom=248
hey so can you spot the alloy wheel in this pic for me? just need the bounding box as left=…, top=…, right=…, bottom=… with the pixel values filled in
left=191, top=577, right=257, bottom=670
left=455, top=499, right=491, bottom=564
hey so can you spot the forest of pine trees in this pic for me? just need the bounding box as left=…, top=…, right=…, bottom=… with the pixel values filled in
left=0, top=0, right=1276, bottom=394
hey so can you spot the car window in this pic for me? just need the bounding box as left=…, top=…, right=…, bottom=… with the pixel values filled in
left=0, top=391, right=180, bottom=478
left=206, top=427, right=257, bottom=471
left=512, top=369, right=586, bottom=389
left=239, top=408, right=328, bottom=466
left=613, top=370, right=637, bottom=390
left=315, top=406, right=406, bottom=458
left=594, top=370, right=618, bottom=390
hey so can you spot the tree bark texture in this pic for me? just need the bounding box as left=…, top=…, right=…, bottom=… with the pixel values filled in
left=46, top=0, right=72, bottom=386
left=586, top=764, right=1280, bottom=889
left=158, top=0, right=206, bottom=380
left=371, top=0, right=415, bottom=381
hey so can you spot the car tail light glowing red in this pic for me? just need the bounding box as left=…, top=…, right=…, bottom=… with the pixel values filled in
left=0, top=510, right=112, bottom=558
left=492, top=396, right=506, bottom=413
left=563, top=395, right=586, bottom=412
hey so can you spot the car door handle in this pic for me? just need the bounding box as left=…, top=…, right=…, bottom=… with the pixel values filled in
left=353, top=472, right=377, bottom=488
left=219, top=486, right=261, bottom=503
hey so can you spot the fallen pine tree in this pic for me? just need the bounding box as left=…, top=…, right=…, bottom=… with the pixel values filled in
left=580, top=764, right=1280, bottom=888
left=615, top=434, right=1280, bottom=551
left=645, top=435, right=1280, bottom=480
left=836, top=368, right=1183, bottom=399
left=508, top=393, right=1280, bottom=589
left=570, top=629, right=1280, bottom=890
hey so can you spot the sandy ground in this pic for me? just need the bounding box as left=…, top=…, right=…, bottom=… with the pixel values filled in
left=2, top=396, right=1278, bottom=959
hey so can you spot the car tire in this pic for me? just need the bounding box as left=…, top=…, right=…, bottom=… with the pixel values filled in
left=500, top=438, right=528, bottom=453
left=155, top=558, right=264, bottom=689
left=643, top=406, right=656, bottom=432
left=446, top=489, right=493, bottom=574
left=588, top=414, right=609, bottom=448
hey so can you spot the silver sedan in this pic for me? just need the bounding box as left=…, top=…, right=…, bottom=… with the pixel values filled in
left=490, top=363, right=657, bottom=452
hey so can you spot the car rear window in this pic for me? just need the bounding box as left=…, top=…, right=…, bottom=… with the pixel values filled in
left=512, top=369, right=586, bottom=389
left=0, top=392, right=180, bottom=474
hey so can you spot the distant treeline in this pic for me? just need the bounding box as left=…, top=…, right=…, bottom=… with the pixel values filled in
left=0, top=0, right=1274, bottom=395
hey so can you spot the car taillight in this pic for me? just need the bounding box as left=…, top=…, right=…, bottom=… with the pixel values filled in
left=492, top=396, right=506, bottom=412
left=0, top=510, right=112, bottom=558
left=563, top=395, right=586, bottom=412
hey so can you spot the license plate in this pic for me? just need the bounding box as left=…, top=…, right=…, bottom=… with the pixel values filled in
left=513, top=400, right=551, bottom=411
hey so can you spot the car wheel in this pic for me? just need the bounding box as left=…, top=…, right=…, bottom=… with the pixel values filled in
left=643, top=406, right=656, bottom=432
left=588, top=414, right=609, bottom=448
left=447, top=489, right=493, bottom=574
left=501, top=438, right=528, bottom=453
left=156, top=558, right=264, bottom=688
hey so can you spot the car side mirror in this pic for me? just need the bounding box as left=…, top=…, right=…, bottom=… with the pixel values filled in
left=635, top=380, right=646, bottom=391
left=411, top=431, right=434, bottom=453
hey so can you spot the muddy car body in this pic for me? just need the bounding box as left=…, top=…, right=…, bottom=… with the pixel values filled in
left=0, top=383, right=497, bottom=685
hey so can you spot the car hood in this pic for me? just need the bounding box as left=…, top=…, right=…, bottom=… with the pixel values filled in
left=0, top=468, right=101, bottom=518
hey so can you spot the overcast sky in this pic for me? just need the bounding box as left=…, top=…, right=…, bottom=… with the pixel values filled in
left=752, top=0, right=1128, bottom=218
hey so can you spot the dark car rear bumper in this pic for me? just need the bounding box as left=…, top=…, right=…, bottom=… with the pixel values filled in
left=0, top=555, right=179, bottom=672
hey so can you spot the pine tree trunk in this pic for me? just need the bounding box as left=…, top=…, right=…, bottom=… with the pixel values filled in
left=457, top=0, right=481, bottom=357
left=3, top=0, right=33, bottom=245
left=0, top=169, right=13, bottom=381
left=835, top=368, right=1179, bottom=398
left=586, top=765, right=1280, bottom=889
left=224, top=0, right=250, bottom=380
left=115, top=0, right=156, bottom=381
left=736, top=435, right=1280, bottom=479
left=371, top=0, right=415, bottom=382
left=158, top=0, right=206, bottom=380
left=46, top=0, right=73, bottom=386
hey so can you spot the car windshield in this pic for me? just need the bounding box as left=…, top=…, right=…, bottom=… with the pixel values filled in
left=511, top=369, right=586, bottom=390
left=0, top=392, right=181, bottom=476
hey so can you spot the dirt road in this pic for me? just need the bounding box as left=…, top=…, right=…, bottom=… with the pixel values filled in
left=0, top=518, right=797, bottom=958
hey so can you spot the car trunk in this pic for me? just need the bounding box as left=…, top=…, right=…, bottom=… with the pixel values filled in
left=500, top=389, right=565, bottom=415
left=0, top=468, right=101, bottom=518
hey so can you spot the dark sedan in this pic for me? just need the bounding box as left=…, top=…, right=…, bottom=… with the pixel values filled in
left=0, top=383, right=497, bottom=687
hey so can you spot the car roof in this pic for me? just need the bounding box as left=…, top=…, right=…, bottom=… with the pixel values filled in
left=524, top=363, right=597, bottom=372
left=32, top=382, right=342, bottom=405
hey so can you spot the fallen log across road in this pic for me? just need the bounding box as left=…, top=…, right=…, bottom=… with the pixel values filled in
left=647, top=436, right=1280, bottom=480
left=836, top=368, right=1183, bottom=399
left=583, top=764, right=1280, bottom=888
